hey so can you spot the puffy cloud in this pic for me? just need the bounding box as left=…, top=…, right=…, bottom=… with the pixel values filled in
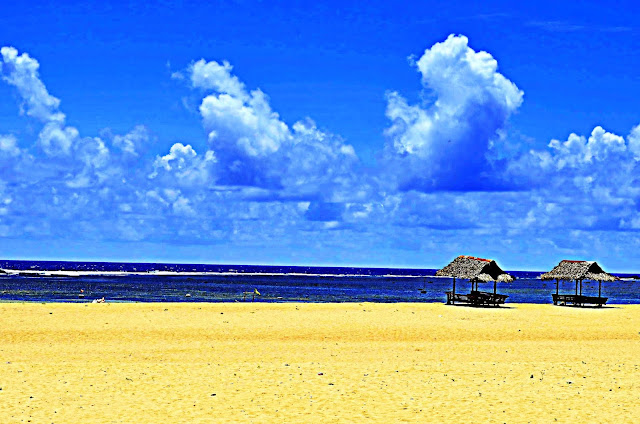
left=587, top=126, right=626, bottom=161
left=511, top=125, right=637, bottom=181
left=75, top=136, right=110, bottom=169
left=626, top=124, right=640, bottom=160
left=37, top=122, right=78, bottom=156
left=2, top=47, right=363, bottom=248
left=150, top=143, right=216, bottom=187
left=201, top=90, right=290, bottom=158
left=189, top=61, right=291, bottom=187
left=0, top=134, right=20, bottom=158
left=171, top=195, right=196, bottom=217
left=154, top=143, right=197, bottom=171
left=384, top=34, right=523, bottom=191
left=540, top=126, right=628, bottom=170
left=188, top=59, right=247, bottom=100
left=182, top=58, right=360, bottom=199
left=281, top=119, right=361, bottom=200
left=187, top=58, right=291, bottom=164
left=112, top=125, right=151, bottom=157
left=505, top=124, right=640, bottom=234
left=7, top=40, right=640, bottom=267
left=0, top=46, right=65, bottom=123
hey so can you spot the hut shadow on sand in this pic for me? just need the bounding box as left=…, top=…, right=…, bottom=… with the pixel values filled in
left=436, top=256, right=514, bottom=307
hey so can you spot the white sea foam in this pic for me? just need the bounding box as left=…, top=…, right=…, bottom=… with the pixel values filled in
left=0, top=268, right=433, bottom=278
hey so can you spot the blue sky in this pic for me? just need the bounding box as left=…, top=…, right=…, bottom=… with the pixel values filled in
left=1, top=0, right=640, bottom=271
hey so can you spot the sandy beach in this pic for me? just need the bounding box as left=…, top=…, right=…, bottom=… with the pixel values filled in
left=1, top=302, right=639, bottom=423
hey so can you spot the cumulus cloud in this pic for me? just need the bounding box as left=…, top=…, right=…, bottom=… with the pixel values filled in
left=201, top=89, right=290, bottom=158
left=112, top=125, right=151, bottom=157
left=150, top=143, right=216, bottom=188
left=626, top=124, right=640, bottom=160
left=0, top=46, right=361, bottom=249
left=280, top=119, right=361, bottom=200
left=75, top=136, right=110, bottom=169
left=187, top=60, right=292, bottom=187
left=538, top=125, right=627, bottom=169
left=0, top=134, right=21, bottom=158
left=181, top=58, right=360, bottom=199
left=510, top=126, right=636, bottom=182
left=6, top=39, right=640, bottom=267
left=188, top=59, right=247, bottom=100
left=384, top=34, right=523, bottom=191
left=37, top=122, right=78, bottom=156
left=506, top=124, right=640, bottom=233
left=0, top=46, right=65, bottom=123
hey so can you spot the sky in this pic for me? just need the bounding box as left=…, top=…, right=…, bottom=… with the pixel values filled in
left=1, top=0, right=640, bottom=271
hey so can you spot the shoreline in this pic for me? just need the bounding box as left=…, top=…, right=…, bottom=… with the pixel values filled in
left=0, top=298, right=633, bottom=305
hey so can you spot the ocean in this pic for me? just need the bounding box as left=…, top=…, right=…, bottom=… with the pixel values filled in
left=0, top=260, right=638, bottom=304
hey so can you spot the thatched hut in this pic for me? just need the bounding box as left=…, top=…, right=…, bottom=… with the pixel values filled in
left=436, top=255, right=514, bottom=306
left=540, top=260, right=615, bottom=307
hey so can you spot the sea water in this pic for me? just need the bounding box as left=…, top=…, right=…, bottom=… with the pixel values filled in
left=0, top=260, right=638, bottom=304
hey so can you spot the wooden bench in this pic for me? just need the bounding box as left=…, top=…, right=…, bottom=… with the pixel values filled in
left=469, top=291, right=508, bottom=306
left=553, top=294, right=607, bottom=307
left=446, top=291, right=508, bottom=306
left=445, top=292, right=469, bottom=304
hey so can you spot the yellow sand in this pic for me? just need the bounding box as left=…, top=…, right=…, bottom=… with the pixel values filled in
left=1, top=303, right=639, bottom=423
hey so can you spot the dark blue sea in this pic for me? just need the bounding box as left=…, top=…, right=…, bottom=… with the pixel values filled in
left=0, top=260, right=639, bottom=304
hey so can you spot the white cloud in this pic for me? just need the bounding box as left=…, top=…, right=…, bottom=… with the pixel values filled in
left=154, top=143, right=197, bottom=171
left=0, top=134, right=20, bottom=157
left=414, top=35, right=522, bottom=113
left=506, top=123, right=640, bottom=233
left=188, top=59, right=247, bottom=100
left=0, top=46, right=65, bottom=123
left=112, top=125, right=150, bottom=157
left=281, top=119, right=360, bottom=200
left=172, top=195, right=196, bottom=216
left=75, top=136, right=110, bottom=169
left=200, top=90, right=291, bottom=157
left=38, top=122, right=78, bottom=156
left=183, top=58, right=360, bottom=198
left=626, top=124, right=640, bottom=160
left=547, top=132, right=588, bottom=168
left=9, top=40, right=640, bottom=267
left=150, top=143, right=216, bottom=187
left=520, top=125, right=636, bottom=175
left=1, top=48, right=361, bottom=246
left=586, top=126, right=626, bottom=161
left=384, top=34, right=523, bottom=190
left=543, top=126, right=627, bottom=170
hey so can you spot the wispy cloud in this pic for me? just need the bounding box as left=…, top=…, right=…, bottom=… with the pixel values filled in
left=455, top=12, right=512, bottom=22
left=527, top=20, right=633, bottom=33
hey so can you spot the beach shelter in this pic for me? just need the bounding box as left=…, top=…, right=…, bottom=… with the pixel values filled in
left=436, top=255, right=514, bottom=306
left=540, top=260, right=615, bottom=307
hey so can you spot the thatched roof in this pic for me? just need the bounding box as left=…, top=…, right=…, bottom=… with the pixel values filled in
left=436, top=256, right=514, bottom=282
left=540, top=260, right=616, bottom=282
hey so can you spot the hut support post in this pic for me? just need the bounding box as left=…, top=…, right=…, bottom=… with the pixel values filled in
left=494, top=281, right=497, bottom=294
left=556, top=279, right=559, bottom=296
left=575, top=280, right=578, bottom=296
left=599, top=281, right=601, bottom=297
left=580, top=280, right=583, bottom=296
left=452, top=277, right=456, bottom=305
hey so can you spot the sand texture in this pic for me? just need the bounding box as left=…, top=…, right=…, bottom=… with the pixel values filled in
left=1, top=302, right=639, bottom=423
